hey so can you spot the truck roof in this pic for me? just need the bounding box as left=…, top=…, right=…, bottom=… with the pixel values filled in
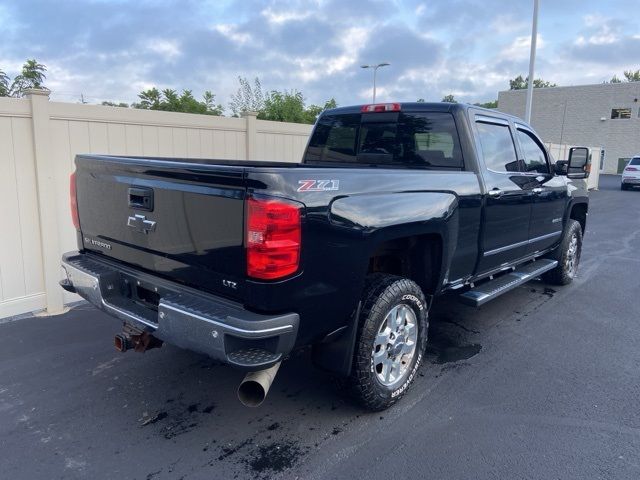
left=323, top=101, right=524, bottom=124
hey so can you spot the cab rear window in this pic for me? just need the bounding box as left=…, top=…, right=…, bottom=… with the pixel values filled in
left=304, top=112, right=464, bottom=169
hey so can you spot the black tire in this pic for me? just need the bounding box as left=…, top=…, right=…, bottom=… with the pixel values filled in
left=349, top=274, right=428, bottom=411
left=621, top=184, right=627, bottom=191
left=543, top=219, right=583, bottom=285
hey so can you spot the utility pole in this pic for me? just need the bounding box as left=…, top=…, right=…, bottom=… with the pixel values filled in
left=524, top=0, right=539, bottom=123
left=361, top=63, right=390, bottom=103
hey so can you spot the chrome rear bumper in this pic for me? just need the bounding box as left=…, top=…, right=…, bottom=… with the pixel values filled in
left=61, top=252, right=298, bottom=370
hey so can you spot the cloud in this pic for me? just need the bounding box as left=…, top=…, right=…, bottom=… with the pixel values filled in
left=501, top=35, right=545, bottom=61
left=146, top=39, right=182, bottom=59
left=0, top=0, right=637, bottom=109
left=567, top=14, right=640, bottom=66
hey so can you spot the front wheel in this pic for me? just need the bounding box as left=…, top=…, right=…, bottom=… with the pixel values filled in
left=350, top=274, right=428, bottom=411
left=543, top=219, right=583, bottom=285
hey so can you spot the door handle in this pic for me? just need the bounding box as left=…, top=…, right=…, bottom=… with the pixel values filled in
left=487, top=188, right=503, bottom=198
left=532, top=187, right=543, bottom=194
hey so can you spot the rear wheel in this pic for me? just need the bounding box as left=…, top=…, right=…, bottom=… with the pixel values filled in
left=349, top=274, right=428, bottom=411
left=543, top=219, right=583, bottom=285
left=621, top=183, right=628, bottom=191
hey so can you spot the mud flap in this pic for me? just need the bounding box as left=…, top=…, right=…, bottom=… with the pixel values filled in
left=311, top=302, right=361, bottom=376
left=312, top=291, right=435, bottom=377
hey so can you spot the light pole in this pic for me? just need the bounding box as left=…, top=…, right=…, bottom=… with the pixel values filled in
left=361, top=63, right=390, bottom=103
left=524, top=0, right=539, bottom=123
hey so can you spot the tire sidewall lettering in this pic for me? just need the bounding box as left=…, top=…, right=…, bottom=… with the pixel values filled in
left=371, top=291, right=427, bottom=395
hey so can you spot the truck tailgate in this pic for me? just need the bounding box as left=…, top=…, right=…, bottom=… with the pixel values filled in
left=75, top=155, right=247, bottom=300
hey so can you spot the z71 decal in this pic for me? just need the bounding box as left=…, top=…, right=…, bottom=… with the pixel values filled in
left=297, top=179, right=340, bottom=192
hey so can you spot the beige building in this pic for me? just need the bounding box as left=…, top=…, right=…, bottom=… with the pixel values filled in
left=498, top=82, right=640, bottom=174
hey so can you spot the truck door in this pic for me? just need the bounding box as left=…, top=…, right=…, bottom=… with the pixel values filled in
left=513, top=125, right=568, bottom=254
left=473, top=116, right=533, bottom=274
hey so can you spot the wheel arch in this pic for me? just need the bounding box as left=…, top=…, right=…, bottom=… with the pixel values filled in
left=569, top=200, right=588, bottom=233
left=366, top=232, right=444, bottom=296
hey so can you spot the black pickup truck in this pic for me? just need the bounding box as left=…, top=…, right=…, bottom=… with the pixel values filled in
left=61, top=102, right=590, bottom=410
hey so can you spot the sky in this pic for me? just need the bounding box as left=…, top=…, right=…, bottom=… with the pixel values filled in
left=1, top=0, right=639, bottom=110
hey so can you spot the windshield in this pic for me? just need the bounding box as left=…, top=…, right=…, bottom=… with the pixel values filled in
left=304, top=111, right=464, bottom=169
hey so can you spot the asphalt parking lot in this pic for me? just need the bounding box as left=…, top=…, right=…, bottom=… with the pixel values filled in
left=1, top=174, right=638, bottom=480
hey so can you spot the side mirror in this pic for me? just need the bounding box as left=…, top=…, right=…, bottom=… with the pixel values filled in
left=567, top=147, right=591, bottom=179
left=554, top=160, right=568, bottom=175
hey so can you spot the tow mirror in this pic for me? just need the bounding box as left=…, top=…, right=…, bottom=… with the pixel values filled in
left=554, top=160, right=568, bottom=175
left=567, top=147, right=590, bottom=179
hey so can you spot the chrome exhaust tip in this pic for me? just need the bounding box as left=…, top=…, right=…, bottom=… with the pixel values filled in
left=237, top=362, right=281, bottom=407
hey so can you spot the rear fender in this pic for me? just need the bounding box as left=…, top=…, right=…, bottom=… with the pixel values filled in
left=329, top=192, right=458, bottom=232
left=313, top=192, right=458, bottom=376
left=330, top=191, right=459, bottom=290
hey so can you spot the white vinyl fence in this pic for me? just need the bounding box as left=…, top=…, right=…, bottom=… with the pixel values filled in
left=0, top=91, right=600, bottom=319
left=0, top=90, right=312, bottom=318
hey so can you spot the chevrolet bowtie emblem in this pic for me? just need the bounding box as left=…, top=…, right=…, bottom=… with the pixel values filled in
left=127, top=214, right=157, bottom=234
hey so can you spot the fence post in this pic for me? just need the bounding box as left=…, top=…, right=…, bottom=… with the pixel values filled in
left=26, top=88, right=65, bottom=314
left=242, top=111, right=258, bottom=160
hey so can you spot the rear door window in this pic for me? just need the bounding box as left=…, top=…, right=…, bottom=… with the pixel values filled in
left=305, top=112, right=464, bottom=169
left=475, top=121, right=520, bottom=172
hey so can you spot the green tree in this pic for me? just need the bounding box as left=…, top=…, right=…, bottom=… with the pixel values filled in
left=135, top=87, right=162, bottom=109
left=509, top=75, right=556, bottom=90
left=229, top=77, right=264, bottom=116
left=441, top=94, right=457, bottom=103
left=203, top=91, right=224, bottom=115
left=474, top=99, right=498, bottom=109
left=258, top=90, right=337, bottom=124
left=101, top=101, right=130, bottom=108
left=0, top=69, right=9, bottom=97
left=303, top=98, right=337, bottom=124
left=606, top=70, right=639, bottom=83
left=132, top=88, right=223, bottom=115
left=259, top=90, right=306, bottom=122
left=10, top=59, right=47, bottom=96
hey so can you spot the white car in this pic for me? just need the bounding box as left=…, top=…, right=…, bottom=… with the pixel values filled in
left=621, top=157, right=640, bottom=190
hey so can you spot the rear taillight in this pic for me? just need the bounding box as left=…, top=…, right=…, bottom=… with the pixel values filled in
left=626, top=167, right=638, bottom=171
left=70, top=172, right=80, bottom=230
left=246, top=196, right=302, bottom=280
left=361, top=103, right=401, bottom=113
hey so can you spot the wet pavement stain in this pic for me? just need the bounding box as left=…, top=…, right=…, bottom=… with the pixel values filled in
left=244, top=440, right=307, bottom=478
left=426, top=329, right=482, bottom=365
left=140, top=411, right=168, bottom=426
left=438, top=316, right=480, bottom=334
left=217, top=439, right=254, bottom=461
left=434, top=344, right=482, bottom=364
left=140, top=402, right=215, bottom=439
left=145, top=469, right=162, bottom=479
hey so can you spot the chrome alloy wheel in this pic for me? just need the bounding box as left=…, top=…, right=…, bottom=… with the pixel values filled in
left=566, top=233, right=579, bottom=277
left=372, top=304, right=418, bottom=387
